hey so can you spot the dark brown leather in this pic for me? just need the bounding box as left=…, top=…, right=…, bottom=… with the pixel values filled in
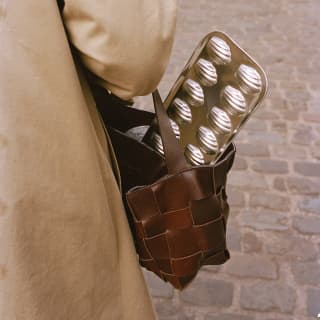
left=92, top=84, right=236, bottom=290
left=126, top=163, right=231, bottom=289
left=92, top=84, right=167, bottom=195
left=151, top=90, right=190, bottom=174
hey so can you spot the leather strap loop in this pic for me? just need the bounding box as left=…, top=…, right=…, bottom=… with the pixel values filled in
left=152, top=90, right=190, bottom=174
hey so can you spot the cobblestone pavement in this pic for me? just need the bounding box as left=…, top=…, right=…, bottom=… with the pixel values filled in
left=135, top=0, right=320, bottom=319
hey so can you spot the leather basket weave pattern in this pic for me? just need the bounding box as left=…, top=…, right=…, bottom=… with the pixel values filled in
left=126, top=149, right=234, bottom=290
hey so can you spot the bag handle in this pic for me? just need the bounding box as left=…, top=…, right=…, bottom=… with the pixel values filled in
left=152, top=90, right=190, bottom=174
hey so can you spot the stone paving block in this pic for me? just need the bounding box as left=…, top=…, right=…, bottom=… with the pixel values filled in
left=242, top=232, right=263, bottom=253
left=302, top=112, right=320, bottom=123
left=298, top=198, right=320, bottom=214
left=291, top=262, right=320, bottom=286
left=153, top=299, right=180, bottom=319
left=227, top=187, right=246, bottom=208
left=253, top=110, right=278, bottom=120
left=307, top=288, right=320, bottom=317
left=236, top=143, right=270, bottom=157
left=247, top=131, right=286, bottom=145
left=233, top=157, right=248, bottom=170
left=243, top=120, right=268, bottom=132
left=294, top=162, right=320, bottom=177
left=280, top=110, right=299, bottom=121
left=309, top=98, right=320, bottom=113
left=311, top=145, right=320, bottom=160
left=284, top=88, right=312, bottom=103
left=205, top=313, right=254, bottom=320
left=292, top=216, right=320, bottom=234
left=271, top=121, right=287, bottom=133
left=273, top=177, right=287, bottom=191
left=263, top=318, right=295, bottom=320
left=249, top=193, right=290, bottom=211
left=272, top=145, right=308, bottom=160
left=178, top=312, right=194, bottom=320
left=180, top=276, right=233, bottom=307
left=223, top=254, right=277, bottom=280
left=292, top=125, right=316, bottom=145
left=143, top=270, right=174, bottom=298
left=154, top=299, right=194, bottom=320
left=238, top=210, right=288, bottom=231
left=286, top=177, right=320, bottom=195
left=240, top=282, right=296, bottom=313
left=267, top=65, right=293, bottom=82
left=252, top=159, right=289, bottom=174
left=265, top=234, right=318, bottom=261
left=226, top=225, right=241, bottom=252
left=228, top=172, right=268, bottom=190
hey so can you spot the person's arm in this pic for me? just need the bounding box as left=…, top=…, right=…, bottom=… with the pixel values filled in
left=63, top=0, right=178, bottom=100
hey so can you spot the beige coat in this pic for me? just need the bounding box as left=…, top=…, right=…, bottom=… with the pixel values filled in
left=0, top=1, right=177, bottom=319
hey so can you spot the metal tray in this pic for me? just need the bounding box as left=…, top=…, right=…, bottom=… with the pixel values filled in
left=143, top=31, right=268, bottom=165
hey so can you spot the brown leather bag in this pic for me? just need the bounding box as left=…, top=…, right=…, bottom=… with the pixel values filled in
left=93, top=85, right=236, bottom=290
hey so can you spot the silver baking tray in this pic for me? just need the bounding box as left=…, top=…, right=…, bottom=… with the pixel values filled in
left=143, top=31, right=268, bottom=165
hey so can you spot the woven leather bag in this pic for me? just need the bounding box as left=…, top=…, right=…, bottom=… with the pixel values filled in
left=98, top=88, right=235, bottom=290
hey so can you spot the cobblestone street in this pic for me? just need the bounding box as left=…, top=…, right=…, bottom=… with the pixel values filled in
left=136, top=0, right=320, bottom=319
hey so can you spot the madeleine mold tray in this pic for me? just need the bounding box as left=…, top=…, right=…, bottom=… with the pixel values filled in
left=142, top=31, right=268, bottom=165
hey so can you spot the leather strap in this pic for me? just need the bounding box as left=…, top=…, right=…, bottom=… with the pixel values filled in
left=152, top=90, right=190, bottom=174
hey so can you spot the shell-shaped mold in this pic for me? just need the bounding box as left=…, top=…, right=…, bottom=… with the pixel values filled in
left=125, top=125, right=150, bottom=141
left=221, top=85, right=247, bottom=115
left=236, top=64, right=262, bottom=94
left=169, top=119, right=181, bottom=139
left=197, top=126, right=219, bottom=154
left=182, top=79, right=205, bottom=107
left=194, top=58, right=218, bottom=87
left=206, top=36, right=232, bottom=65
left=151, top=132, right=164, bottom=155
left=184, top=144, right=205, bottom=166
left=171, top=98, right=192, bottom=123
left=208, top=106, right=232, bottom=135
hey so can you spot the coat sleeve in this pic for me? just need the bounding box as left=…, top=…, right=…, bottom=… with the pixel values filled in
left=62, top=0, right=178, bottom=100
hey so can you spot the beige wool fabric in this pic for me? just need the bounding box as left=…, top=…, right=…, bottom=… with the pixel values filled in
left=63, top=0, right=177, bottom=101
left=0, top=0, right=177, bottom=319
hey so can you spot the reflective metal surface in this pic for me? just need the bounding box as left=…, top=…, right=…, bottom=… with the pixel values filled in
left=151, top=132, right=164, bottom=155
left=170, top=97, right=192, bottom=123
left=184, top=144, right=205, bottom=165
left=144, top=31, right=268, bottom=164
left=236, top=64, right=262, bottom=94
left=125, top=125, right=150, bottom=141
left=169, top=119, right=181, bottom=139
left=208, top=106, right=232, bottom=135
left=221, top=85, right=247, bottom=115
left=197, top=126, right=219, bottom=154
left=194, top=58, right=218, bottom=87
left=182, top=79, right=205, bottom=107
left=206, top=36, right=232, bottom=65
